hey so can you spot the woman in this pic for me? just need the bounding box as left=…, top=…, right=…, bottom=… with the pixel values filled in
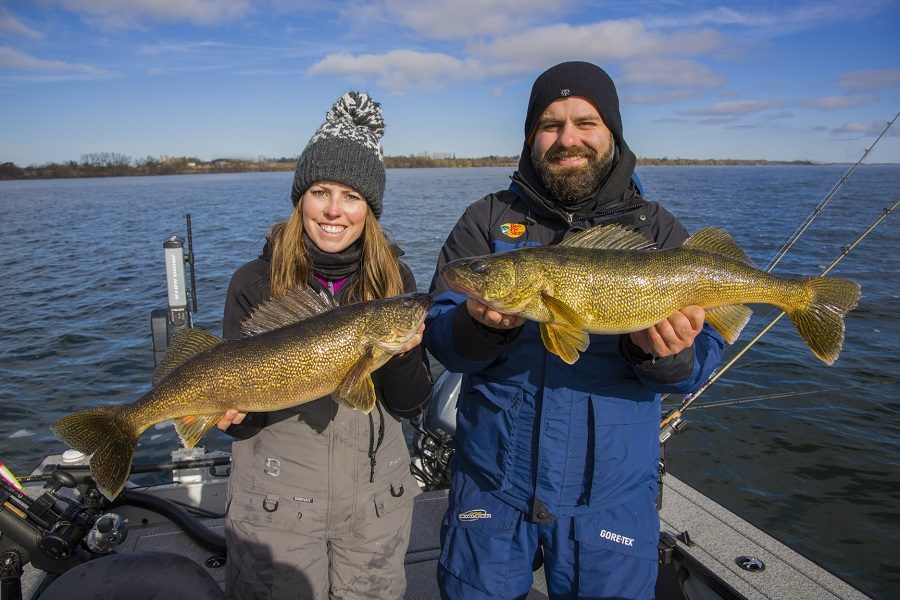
left=217, top=92, right=432, bottom=599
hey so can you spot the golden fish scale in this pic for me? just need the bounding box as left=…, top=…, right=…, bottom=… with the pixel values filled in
left=520, top=247, right=801, bottom=333
left=121, top=305, right=380, bottom=432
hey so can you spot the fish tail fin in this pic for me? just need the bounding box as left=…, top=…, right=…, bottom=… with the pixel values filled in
left=787, top=277, right=861, bottom=365
left=51, top=407, right=137, bottom=500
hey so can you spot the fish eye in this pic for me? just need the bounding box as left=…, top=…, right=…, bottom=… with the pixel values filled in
left=469, top=260, right=487, bottom=274
left=402, top=297, right=415, bottom=308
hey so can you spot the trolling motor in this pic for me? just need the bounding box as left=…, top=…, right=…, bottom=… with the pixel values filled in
left=150, top=214, right=199, bottom=365
left=409, top=371, right=460, bottom=490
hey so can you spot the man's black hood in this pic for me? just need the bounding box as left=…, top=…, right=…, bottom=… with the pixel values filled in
left=513, top=61, right=639, bottom=222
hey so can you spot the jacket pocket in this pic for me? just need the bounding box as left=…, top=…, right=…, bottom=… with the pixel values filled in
left=374, top=467, right=421, bottom=518
left=439, top=471, right=518, bottom=594
left=588, top=394, right=659, bottom=506
left=573, top=500, right=659, bottom=560
left=456, top=377, right=524, bottom=489
left=226, top=484, right=326, bottom=537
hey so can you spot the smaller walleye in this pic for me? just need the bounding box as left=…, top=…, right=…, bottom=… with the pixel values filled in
left=51, top=289, right=432, bottom=499
left=441, top=223, right=860, bottom=366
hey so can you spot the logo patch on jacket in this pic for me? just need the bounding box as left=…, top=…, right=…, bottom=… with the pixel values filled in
left=458, top=509, right=492, bottom=522
left=600, top=528, right=635, bottom=547
left=500, top=223, right=526, bottom=238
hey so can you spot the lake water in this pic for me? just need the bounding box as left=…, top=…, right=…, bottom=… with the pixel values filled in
left=1, top=166, right=898, bottom=598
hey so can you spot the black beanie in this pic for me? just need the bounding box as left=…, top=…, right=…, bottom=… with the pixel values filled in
left=523, top=61, right=624, bottom=145
left=291, top=91, right=386, bottom=218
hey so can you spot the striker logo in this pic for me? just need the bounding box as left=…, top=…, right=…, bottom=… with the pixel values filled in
left=500, top=223, right=526, bottom=238
left=458, top=509, right=492, bottom=522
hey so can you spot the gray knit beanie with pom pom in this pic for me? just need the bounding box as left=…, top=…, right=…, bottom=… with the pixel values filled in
left=291, top=91, right=386, bottom=218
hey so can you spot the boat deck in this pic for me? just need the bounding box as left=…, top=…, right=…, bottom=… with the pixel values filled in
left=18, top=466, right=870, bottom=599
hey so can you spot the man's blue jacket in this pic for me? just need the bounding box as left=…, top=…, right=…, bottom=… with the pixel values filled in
left=424, top=176, right=725, bottom=534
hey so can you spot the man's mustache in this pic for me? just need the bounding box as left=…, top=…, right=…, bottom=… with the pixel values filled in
left=546, top=145, right=596, bottom=162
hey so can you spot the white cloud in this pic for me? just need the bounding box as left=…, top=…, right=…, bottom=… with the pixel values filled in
left=382, top=0, right=563, bottom=39
left=0, top=46, right=111, bottom=77
left=620, top=59, right=724, bottom=89
left=797, top=95, right=878, bottom=110
left=0, top=9, right=43, bottom=38
left=472, top=20, right=725, bottom=68
left=648, top=1, right=893, bottom=35
left=309, top=50, right=484, bottom=90
left=44, top=0, right=253, bottom=29
left=624, top=90, right=703, bottom=105
left=837, top=68, right=900, bottom=91
left=832, top=120, right=900, bottom=137
left=685, top=100, right=782, bottom=116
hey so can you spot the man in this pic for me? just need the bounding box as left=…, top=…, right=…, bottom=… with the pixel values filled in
left=424, top=61, right=725, bottom=599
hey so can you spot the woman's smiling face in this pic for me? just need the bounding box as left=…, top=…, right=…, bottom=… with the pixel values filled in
left=300, top=181, right=369, bottom=253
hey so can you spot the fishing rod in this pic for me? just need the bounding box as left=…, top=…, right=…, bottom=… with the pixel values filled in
left=660, top=198, right=900, bottom=444
left=657, top=113, right=899, bottom=441
left=668, top=381, right=891, bottom=411
left=764, top=111, right=898, bottom=273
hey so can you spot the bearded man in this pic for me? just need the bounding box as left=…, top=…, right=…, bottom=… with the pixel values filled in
left=424, top=61, right=725, bottom=599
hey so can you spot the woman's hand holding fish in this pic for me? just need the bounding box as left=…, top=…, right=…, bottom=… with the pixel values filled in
left=467, top=298, right=526, bottom=330
left=217, top=409, right=247, bottom=431
left=629, top=305, right=705, bottom=358
left=398, top=323, right=426, bottom=354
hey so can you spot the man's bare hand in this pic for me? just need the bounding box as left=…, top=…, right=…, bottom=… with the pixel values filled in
left=628, top=305, right=705, bottom=358
left=466, top=298, right=525, bottom=330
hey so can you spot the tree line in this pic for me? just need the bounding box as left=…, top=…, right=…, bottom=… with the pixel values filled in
left=0, top=153, right=818, bottom=181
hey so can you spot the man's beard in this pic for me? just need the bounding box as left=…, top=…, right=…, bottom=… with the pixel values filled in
left=532, top=139, right=615, bottom=206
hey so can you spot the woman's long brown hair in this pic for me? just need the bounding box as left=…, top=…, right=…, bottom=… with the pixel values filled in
left=268, top=202, right=402, bottom=303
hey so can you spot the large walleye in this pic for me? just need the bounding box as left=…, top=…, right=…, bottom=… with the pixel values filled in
left=52, top=289, right=432, bottom=499
left=441, top=223, right=860, bottom=366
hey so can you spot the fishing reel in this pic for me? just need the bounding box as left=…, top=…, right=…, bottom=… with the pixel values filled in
left=0, top=467, right=127, bottom=599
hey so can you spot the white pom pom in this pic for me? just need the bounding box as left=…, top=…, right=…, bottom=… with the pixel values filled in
left=327, top=91, right=385, bottom=139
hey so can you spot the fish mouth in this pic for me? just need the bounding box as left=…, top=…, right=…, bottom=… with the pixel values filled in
left=403, top=292, right=433, bottom=312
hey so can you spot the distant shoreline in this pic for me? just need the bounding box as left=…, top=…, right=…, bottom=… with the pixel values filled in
left=0, top=155, right=842, bottom=181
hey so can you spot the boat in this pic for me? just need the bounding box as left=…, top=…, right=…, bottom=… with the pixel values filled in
left=0, top=223, right=875, bottom=600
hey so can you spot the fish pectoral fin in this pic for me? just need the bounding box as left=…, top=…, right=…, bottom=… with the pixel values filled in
left=173, top=412, right=226, bottom=449
left=153, top=329, right=223, bottom=386
left=333, top=376, right=377, bottom=414
left=682, top=228, right=754, bottom=266
left=333, top=347, right=380, bottom=413
left=705, top=304, right=753, bottom=344
left=540, top=292, right=586, bottom=330
left=540, top=322, right=590, bottom=365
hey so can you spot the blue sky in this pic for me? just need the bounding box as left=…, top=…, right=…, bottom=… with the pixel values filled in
left=1, top=0, right=899, bottom=166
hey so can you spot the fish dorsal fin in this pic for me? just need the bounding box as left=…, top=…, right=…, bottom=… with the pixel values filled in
left=682, top=227, right=754, bottom=265
left=242, top=286, right=336, bottom=336
left=152, top=328, right=223, bottom=386
left=173, top=412, right=227, bottom=449
left=560, top=223, right=656, bottom=250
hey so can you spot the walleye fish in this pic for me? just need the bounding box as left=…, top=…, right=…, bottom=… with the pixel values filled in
left=441, top=223, right=860, bottom=366
left=52, top=289, right=432, bottom=499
